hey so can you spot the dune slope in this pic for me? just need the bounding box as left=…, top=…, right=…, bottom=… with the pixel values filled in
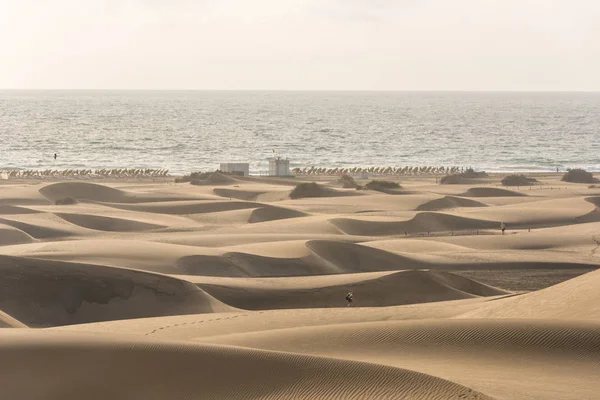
left=194, top=270, right=510, bottom=310
left=462, top=268, right=600, bottom=320
left=55, top=213, right=164, bottom=232
left=0, top=330, right=496, bottom=400
left=204, top=319, right=600, bottom=400
left=416, top=195, right=489, bottom=211
left=331, top=212, right=498, bottom=236
left=0, top=255, right=234, bottom=327
left=460, top=187, right=527, bottom=197
left=0, top=224, right=35, bottom=246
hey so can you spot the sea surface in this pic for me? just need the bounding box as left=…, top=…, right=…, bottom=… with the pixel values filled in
left=1, top=91, right=599, bottom=174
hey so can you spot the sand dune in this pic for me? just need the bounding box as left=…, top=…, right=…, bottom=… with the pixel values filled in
left=462, top=268, right=600, bottom=320
left=0, top=255, right=233, bottom=327
left=586, top=196, right=600, bottom=207
left=178, top=251, right=331, bottom=277
left=204, top=319, right=600, bottom=400
left=0, top=330, right=495, bottom=400
left=569, top=207, right=600, bottom=224
left=362, top=238, right=474, bottom=253
left=186, top=205, right=309, bottom=225
left=290, top=185, right=364, bottom=199
left=0, top=239, right=369, bottom=276
left=416, top=195, right=489, bottom=211
left=40, top=182, right=131, bottom=203
left=432, top=221, right=600, bottom=251
left=39, top=182, right=201, bottom=204
left=248, top=206, right=307, bottom=223
left=25, top=202, right=203, bottom=230
left=56, top=298, right=495, bottom=339
left=0, top=205, right=43, bottom=214
left=2, top=173, right=599, bottom=398
left=209, top=318, right=600, bottom=358
left=460, top=187, right=527, bottom=197
left=191, top=270, right=509, bottom=310
left=0, top=215, right=84, bottom=239
left=178, top=240, right=430, bottom=277
left=104, top=199, right=264, bottom=214
left=0, top=224, right=35, bottom=246
left=0, top=184, right=52, bottom=205
left=331, top=196, right=600, bottom=236
left=455, top=196, right=600, bottom=229
left=277, top=193, right=441, bottom=214
left=213, top=187, right=268, bottom=200
left=55, top=212, right=164, bottom=232
left=1, top=236, right=594, bottom=287
left=143, top=232, right=368, bottom=247
left=306, top=239, right=431, bottom=271
left=331, top=212, right=498, bottom=236
left=0, top=239, right=214, bottom=272
left=210, top=214, right=345, bottom=235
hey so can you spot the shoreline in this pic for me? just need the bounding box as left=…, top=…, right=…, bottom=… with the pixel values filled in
left=1, top=171, right=597, bottom=184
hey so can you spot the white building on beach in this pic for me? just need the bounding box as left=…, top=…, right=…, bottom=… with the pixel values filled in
left=219, top=163, right=250, bottom=177
left=268, top=157, right=290, bottom=176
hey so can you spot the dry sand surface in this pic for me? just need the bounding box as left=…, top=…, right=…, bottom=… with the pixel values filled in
left=1, top=172, right=600, bottom=399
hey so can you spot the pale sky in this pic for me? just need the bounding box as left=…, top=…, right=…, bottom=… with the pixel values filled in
left=1, top=0, right=599, bottom=90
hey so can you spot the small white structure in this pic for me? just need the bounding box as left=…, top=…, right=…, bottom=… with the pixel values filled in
left=357, top=171, right=369, bottom=180
left=219, top=163, right=249, bottom=177
left=268, top=157, right=290, bottom=176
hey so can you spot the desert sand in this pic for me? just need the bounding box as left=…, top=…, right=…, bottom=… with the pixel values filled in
left=1, top=172, right=599, bottom=399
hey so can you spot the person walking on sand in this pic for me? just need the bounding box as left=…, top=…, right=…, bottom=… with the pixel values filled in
left=500, top=222, right=506, bottom=235
left=345, top=291, right=354, bottom=306
left=54, top=153, right=57, bottom=160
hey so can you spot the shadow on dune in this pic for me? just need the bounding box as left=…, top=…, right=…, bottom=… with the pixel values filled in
left=0, top=205, right=43, bottom=215
left=462, top=268, right=600, bottom=320
left=103, top=200, right=264, bottom=215
left=196, top=270, right=510, bottom=310
left=178, top=237, right=600, bottom=278
left=460, top=187, right=527, bottom=197
left=0, top=224, right=36, bottom=246
left=0, top=255, right=234, bottom=327
left=248, top=206, right=308, bottom=223
left=416, top=196, right=488, bottom=211
left=585, top=196, right=600, bottom=208
left=330, top=212, right=498, bottom=236
left=0, top=217, right=76, bottom=240
left=213, top=188, right=267, bottom=201
left=178, top=240, right=430, bottom=278
left=55, top=213, right=164, bottom=232
left=40, top=182, right=202, bottom=204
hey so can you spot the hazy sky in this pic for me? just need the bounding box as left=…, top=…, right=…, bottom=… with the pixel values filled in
left=1, top=0, right=599, bottom=90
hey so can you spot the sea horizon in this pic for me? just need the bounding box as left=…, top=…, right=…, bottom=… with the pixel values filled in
left=2, top=90, right=599, bottom=174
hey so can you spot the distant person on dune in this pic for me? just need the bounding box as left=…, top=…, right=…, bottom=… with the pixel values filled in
left=500, top=222, right=506, bottom=235
left=54, top=153, right=57, bottom=160
left=345, top=291, right=353, bottom=306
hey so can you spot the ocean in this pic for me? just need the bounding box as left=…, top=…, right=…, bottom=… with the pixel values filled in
left=1, top=90, right=599, bottom=175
